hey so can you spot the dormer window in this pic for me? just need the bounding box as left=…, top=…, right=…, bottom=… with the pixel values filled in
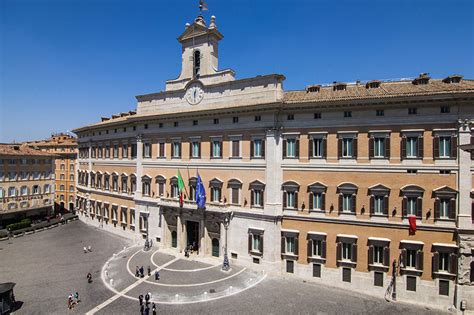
left=366, top=80, right=381, bottom=89
left=193, top=50, right=201, bottom=78
left=442, top=75, right=463, bottom=84
left=333, top=82, right=347, bottom=91
left=412, top=73, right=430, bottom=85
left=306, top=85, right=321, bottom=93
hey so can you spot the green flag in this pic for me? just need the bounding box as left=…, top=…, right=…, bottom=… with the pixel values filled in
left=177, top=169, right=185, bottom=192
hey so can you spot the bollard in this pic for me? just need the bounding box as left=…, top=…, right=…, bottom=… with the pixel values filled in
left=110, top=278, right=114, bottom=286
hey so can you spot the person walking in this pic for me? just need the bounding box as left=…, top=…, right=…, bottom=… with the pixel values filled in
left=135, top=266, right=140, bottom=277
left=140, top=304, right=144, bottom=315
left=154, top=270, right=160, bottom=281
left=145, top=293, right=150, bottom=306
left=147, top=266, right=151, bottom=276
left=87, top=272, right=92, bottom=283
left=139, top=294, right=143, bottom=306
left=152, top=302, right=157, bottom=315
left=74, top=291, right=80, bottom=303
left=140, top=266, right=144, bottom=278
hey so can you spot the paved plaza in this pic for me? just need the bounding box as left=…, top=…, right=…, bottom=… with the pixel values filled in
left=0, top=221, right=447, bottom=314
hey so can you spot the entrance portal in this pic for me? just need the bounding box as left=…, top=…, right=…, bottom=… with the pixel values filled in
left=186, top=221, right=200, bottom=253
left=212, top=238, right=220, bottom=257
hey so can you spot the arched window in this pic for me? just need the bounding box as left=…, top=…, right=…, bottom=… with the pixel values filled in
left=20, top=186, right=29, bottom=196
left=337, top=183, right=358, bottom=214
left=44, top=184, right=50, bottom=194
left=282, top=181, right=300, bottom=210
left=193, top=50, right=201, bottom=77
left=142, top=175, right=151, bottom=196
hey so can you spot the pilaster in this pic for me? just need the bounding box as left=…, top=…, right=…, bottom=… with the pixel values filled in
left=264, top=128, right=283, bottom=215
left=457, top=120, right=472, bottom=230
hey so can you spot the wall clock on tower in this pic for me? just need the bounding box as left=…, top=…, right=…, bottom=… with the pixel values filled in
left=185, top=82, right=204, bottom=105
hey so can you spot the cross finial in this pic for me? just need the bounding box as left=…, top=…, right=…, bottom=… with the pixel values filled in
left=199, top=0, right=208, bottom=14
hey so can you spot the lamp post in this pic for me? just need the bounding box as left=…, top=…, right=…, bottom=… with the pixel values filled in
left=222, top=212, right=231, bottom=271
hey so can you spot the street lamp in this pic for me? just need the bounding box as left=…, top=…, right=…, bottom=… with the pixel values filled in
left=222, top=212, right=231, bottom=271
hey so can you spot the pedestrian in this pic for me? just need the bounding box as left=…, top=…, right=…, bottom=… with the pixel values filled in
left=139, top=294, right=143, bottom=306
left=136, top=266, right=140, bottom=277
left=87, top=272, right=92, bottom=283
left=74, top=291, right=80, bottom=303
left=140, top=266, right=144, bottom=278
left=154, top=270, right=160, bottom=281
left=145, top=305, right=150, bottom=315
left=68, top=294, right=73, bottom=309
left=83, top=246, right=87, bottom=253
left=145, top=292, right=150, bottom=305
left=140, top=304, right=144, bottom=315
left=152, top=302, right=156, bottom=315
left=147, top=266, right=151, bottom=276
left=88, top=245, right=92, bottom=252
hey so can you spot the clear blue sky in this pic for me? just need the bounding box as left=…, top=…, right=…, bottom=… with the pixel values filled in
left=1, top=0, right=473, bottom=143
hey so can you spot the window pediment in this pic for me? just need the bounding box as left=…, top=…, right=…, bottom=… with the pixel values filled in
left=368, top=184, right=390, bottom=196
left=228, top=178, right=242, bottom=188
left=249, top=180, right=265, bottom=190
left=432, top=186, right=457, bottom=198
left=188, top=177, right=197, bottom=186
left=209, top=178, right=223, bottom=188
left=337, top=183, right=358, bottom=194
left=155, top=175, right=166, bottom=183
left=282, top=181, right=300, bottom=192
left=307, top=182, right=327, bottom=193
left=400, top=185, right=424, bottom=196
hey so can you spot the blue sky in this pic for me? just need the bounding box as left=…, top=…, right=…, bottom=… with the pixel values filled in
left=1, top=0, right=473, bottom=143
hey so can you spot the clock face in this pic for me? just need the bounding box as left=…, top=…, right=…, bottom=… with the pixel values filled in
left=185, top=83, right=204, bottom=105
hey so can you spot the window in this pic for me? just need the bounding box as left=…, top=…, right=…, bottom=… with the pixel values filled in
left=144, top=124, right=148, bottom=129
left=282, top=181, right=299, bottom=210
left=122, top=144, right=128, bottom=158
left=284, top=138, right=299, bottom=158
left=121, top=208, right=127, bottom=224
left=228, top=179, right=242, bottom=205
left=285, top=236, right=296, bottom=254
left=233, top=117, right=239, bottom=123
left=440, top=106, right=450, bottom=113
left=252, top=234, right=261, bottom=252
left=434, top=135, right=456, bottom=159
left=307, top=236, right=327, bottom=260
left=403, top=136, right=422, bottom=159
left=249, top=180, right=265, bottom=208
left=251, top=139, right=264, bottom=158
left=44, top=184, right=50, bottom=193
left=170, top=178, right=179, bottom=198
left=337, top=183, right=358, bottom=214
left=213, top=118, right=219, bottom=125
left=104, top=175, right=110, bottom=190
left=439, top=137, right=451, bottom=158
left=342, top=243, right=352, bottom=260
left=70, top=164, right=74, bottom=171
left=186, top=140, right=198, bottom=158
left=432, top=246, right=457, bottom=276
left=287, top=114, right=294, bottom=120
left=188, top=177, right=196, bottom=201
left=336, top=237, right=357, bottom=265
left=211, top=187, right=221, bottom=202
left=309, top=137, right=325, bottom=158
left=369, top=134, right=390, bottom=159
left=33, top=185, right=40, bottom=194
left=308, top=182, right=327, bottom=211
left=143, top=143, right=151, bottom=158
left=0, top=188, right=3, bottom=198
left=433, top=186, right=457, bottom=220
left=130, top=209, right=135, bottom=226
left=70, top=174, right=74, bottom=181
left=344, top=111, right=352, bottom=118
left=369, top=184, right=390, bottom=216
left=408, top=108, right=417, bottom=115
left=342, top=138, right=353, bottom=158
left=193, top=120, right=198, bottom=126
left=376, top=110, right=384, bottom=116
left=60, top=184, right=65, bottom=192
left=21, top=186, right=28, bottom=196
left=193, top=50, right=200, bottom=77
left=211, top=140, right=222, bottom=158
left=113, top=144, right=118, bottom=158
left=157, top=142, right=165, bottom=158
left=130, top=176, right=136, bottom=193
left=406, top=249, right=417, bottom=268
left=121, top=176, right=128, bottom=192
left=314, top=112, right=322, bottom=119
left=105, top=145, right=110, bottom=158
left=91, top=147, right=96, bottom=158
left=60, top=174, right=65, bottom=180
left=158, top=123, right=163, bottom=128
left=254, top=115, right=261, bottom=121
left=131, top=144, right=137, bottom=159
left=112, top=176, right=118, bottom=191
left=401, top=185, right=424, bottom=218
left=400, top=243, right=423, bottom=272
left=231, top=140, right=240, bottom=158
left=174, top=122, right=178, bottom=127
left=142, top=179, right=151, bottom=196
left=172, top=141, right=181, bottom=158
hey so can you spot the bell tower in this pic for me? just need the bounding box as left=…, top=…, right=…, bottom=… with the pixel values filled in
left=176, top=14, right=223, bottom=81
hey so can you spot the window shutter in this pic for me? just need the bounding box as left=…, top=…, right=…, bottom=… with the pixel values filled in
left=401, top=137, right=406, bottom=160
left=383, top=246, right=390, bottom=267
left=338, top=194, right=343, bottom=213
left=338, top=138, right=342, bottom=159
left=261, top=139, right=265, bottom=158
left=400, top=248, right=407, bottom=268
left=321, top=240, right=326, bottom=259
left=179, top=142, right=182, bottom=158
left=369, top=196, right=374, bottom=215
left=283, top=192, right=287, bottom=209
left=416, top=250, right=424, bottom=271
left=248, top=234, right=252, bottom=253
left=307, top=240, right=312, bottom=258
left=282, top=139, right=287, bottom=159
left=321, top=193, right=326, bottom=212
left=171, top=143, right=174, bottom=157
left=309, top=192, right=313, bottom=210
left=352, top=195, right=357, bottom=213
left=259, top=235, right=264, bottom=254
left=402, top=197, right=407, bottom=217
left=434, top=198, right=440, bottom=219
left=322, top=138, right=327, bottom=158
left=336, top=242, right=342, bottom=261
left=219, top=141, right=223, bottom=158
left=383, top=196, right=389, bottom=216
left=295, top=139, right=300, bottom=158
left=449, top=198, right=456, bottom=220
left=432, top=252, right=439, bottom=273
left=449, top=253, right=458, bottom=275
left=294, top=236, right=299, bottom=256
left=259, top=192, right=264, bottom=206
left=308, top=138, right=313, bottom=158
left=368, top=245, right=374, bottom=265
left=210, top=141, right=213, bottom=158
left=416, top=197, right=423, bottom=218
left=281, top=236, right=285, bottom=255
left=189, top=143, right=192, bottom=158
left=295, top=192, right=298, bottom=210
left=250, top=140, right=254, bottom=158
left=352, top=243, right=358, bottom=263
left=250, top=190, right=254, bottom=206
left=471, top=136, right=474, bottom=160
left=385, top=137, right=391, bottom=158
left=353, top=137, right=358, bottom=158
left=451, top=136, right=457, bottom=159
left=418, top=136, right=424, bottom=158
left=369, top=137, right=374, bottom=159
left=433, top=136, right=439, bottom=159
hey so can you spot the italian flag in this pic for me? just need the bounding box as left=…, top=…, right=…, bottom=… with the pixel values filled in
left=177, top=170, right=185, bottom=208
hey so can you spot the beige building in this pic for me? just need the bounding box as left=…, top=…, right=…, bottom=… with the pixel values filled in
left=73, top=11, right=474, bottom=311
left=26, top=133, right=77, bottom=213
left=0, top=144, right=56, bottom=225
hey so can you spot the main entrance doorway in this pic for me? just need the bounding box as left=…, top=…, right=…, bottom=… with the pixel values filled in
left=186, top=221, right=200, bottom=253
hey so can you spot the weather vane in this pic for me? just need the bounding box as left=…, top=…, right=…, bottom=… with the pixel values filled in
left=199, top=0, right=208, bottom=14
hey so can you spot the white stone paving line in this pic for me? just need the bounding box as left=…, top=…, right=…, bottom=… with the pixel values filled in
left=150, top=249, right=220, bottom=272
left=85, top=248, right=179, bottom=314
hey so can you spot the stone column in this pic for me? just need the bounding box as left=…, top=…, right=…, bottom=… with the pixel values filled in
left=200, top=218, right=206, bottom=256
left=264, top=128, right=283, bottom=215
left=135, top=134, right=144, bottom=198
left=177, top=213, right=183, bottom=252
left=457, top=120, right=472, bottom=230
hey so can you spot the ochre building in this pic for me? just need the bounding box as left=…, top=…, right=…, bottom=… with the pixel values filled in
left=73, top=12, right=474, bottom=310
left=0, top=144, right=56, bottom=224
left=26, top=133, right=77, bottom=213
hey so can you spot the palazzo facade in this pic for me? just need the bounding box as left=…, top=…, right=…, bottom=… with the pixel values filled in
left=73, top=12, right=474, bottom=310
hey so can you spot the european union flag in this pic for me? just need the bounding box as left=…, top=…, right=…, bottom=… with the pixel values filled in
left=195, top=172, right=206, bottom=210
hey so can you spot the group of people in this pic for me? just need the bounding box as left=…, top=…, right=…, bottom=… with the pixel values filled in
left=138, top=292, right=156, bottom=315
left=67, top=292, right=80, bottom=310
left=135, top=266, right=160, bottom=281
left=83, top=245, right=92, bottom=253
left=184, top=242, right=198, bottom=258
left=144, top=239, right=153, bottom=251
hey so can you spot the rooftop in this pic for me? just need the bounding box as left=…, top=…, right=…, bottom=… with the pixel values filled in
left=0, top=143, right=58, bottom=157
